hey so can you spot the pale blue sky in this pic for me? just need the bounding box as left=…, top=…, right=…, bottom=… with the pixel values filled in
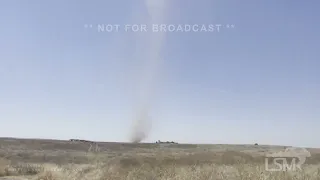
left=1, top=1, right=319, bottom=147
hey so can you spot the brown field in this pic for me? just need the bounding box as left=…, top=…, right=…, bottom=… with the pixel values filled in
left=1, top=138, right=320, bottom=180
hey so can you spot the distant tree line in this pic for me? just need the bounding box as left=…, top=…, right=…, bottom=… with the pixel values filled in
left=69, top=139, right=96, bottom=144
left=155, top=140, right=178, bottom=144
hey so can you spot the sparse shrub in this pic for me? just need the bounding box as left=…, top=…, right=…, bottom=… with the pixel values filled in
left=0, top=158, right=10, bottom=177
left=36, top=171, right=58, bottom=180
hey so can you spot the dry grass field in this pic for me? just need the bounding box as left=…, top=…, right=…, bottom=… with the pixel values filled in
left=1, top=138, right=320, bottom=180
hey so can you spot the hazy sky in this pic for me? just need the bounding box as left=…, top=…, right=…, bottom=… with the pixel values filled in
left=1, top=1, right=319, bottom=147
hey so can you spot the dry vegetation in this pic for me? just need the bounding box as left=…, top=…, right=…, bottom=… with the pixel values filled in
left=1, top=138, right=320, bottom=180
